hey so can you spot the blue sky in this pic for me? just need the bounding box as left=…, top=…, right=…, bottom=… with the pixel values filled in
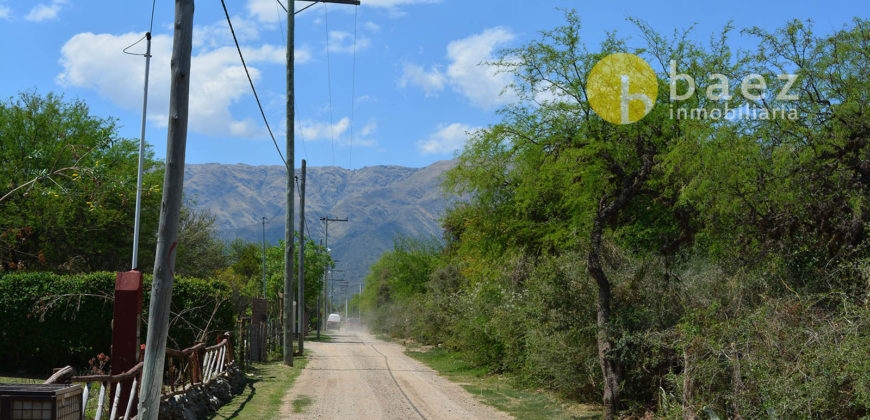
left=1, top=0, right=866, bottom=169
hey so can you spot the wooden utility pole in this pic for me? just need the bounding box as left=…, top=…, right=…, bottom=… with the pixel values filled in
left=283, top=0, right=296, bottom=367
left=297, top=160, right=306, bottom=354
left=138, top=0, right=194, bottom=418
left=262, top=216, right=267, bottom=298
left=284, top=0, right=358, bottom=366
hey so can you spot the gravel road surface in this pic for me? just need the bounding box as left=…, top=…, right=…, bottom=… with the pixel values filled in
left=279, top=329, right=512, bottom=419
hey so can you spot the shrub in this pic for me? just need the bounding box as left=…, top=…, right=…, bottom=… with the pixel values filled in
left=669, top=297, right=870, bottom=418
left=0, top=271, right=234, bottom=375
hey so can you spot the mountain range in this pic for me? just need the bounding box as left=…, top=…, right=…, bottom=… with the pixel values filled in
left=182, top=160, right=455, bottom=291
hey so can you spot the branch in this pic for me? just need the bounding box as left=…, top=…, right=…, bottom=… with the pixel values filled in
left=0, top=166, right=79, bottom=204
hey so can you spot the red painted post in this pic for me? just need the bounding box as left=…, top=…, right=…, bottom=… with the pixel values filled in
left=111, top=270, right=144, bottom=417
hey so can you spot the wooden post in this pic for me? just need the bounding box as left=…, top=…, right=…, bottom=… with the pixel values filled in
left=138, top=0, right=194, bottom=418
left=237, top=319, right=245, bottom=370
left=297, top=159, right=306, bottom=354
left=110, top=270, right=143, bottom=417
left=283, top=0, right=296, bottom=368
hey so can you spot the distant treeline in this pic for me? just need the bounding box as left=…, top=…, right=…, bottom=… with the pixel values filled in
left=360, top=12, right=870, bottom=419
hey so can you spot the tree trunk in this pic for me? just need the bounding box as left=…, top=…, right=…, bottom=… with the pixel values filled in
left=587, top=216, right=620, bottom=420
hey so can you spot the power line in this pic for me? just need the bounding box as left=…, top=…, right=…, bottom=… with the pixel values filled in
left=148, top=0, right=157, bottom=33
left=123, top=0, right=157, bottom=55
left=122, top=34, right=148, bottom=56
left=220, top=0, right=288, bottom=167
left=324, top=2, right=336, bottom=167
left=349, top=6, right=358, bottom=169
left=276, top=0, right=324, bottom=16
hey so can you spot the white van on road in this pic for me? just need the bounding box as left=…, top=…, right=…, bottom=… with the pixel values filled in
left=326, top=313, right=341, bottom=330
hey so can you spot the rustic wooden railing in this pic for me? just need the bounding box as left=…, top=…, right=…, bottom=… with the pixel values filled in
left=46, top=362, right=143, bottom=420
left=163, top=332, right=233, bottom=397
left=46, top=332, right=233, bottom=420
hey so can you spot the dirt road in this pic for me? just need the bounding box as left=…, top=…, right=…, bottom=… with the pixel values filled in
left=279, top=330, right=512, bottom=419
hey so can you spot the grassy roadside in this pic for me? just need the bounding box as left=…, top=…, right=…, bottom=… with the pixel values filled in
left=406, top=347, right=601, bottom=420
left=0, top=376, right=41, bottom=384
left=210, top=354, right=308, bottom=420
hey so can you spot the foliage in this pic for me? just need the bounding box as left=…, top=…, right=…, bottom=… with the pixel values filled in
left=210, top=358, right=308, bottom=420
left=175, top=206, right=227, bottom=279
left=223, top=236, right=330, bottom=328
left=0, top=91, right=163, bottom=272
left=0, top=271, right=234, bottom=374
left=361, top=12, right=870, bottom=418
left=667, top=294, right=870, bottom=419
left=408, top=347, right=601, bottom=420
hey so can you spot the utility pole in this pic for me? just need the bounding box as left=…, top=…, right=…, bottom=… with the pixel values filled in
left=138, top=0, right=193, bottom=418
left=131, top=31, right=152, bottom=271
left=317, top=240, right=322, bottom=339
left=329, top=271, right=345, bottom=319
left=283, top=0, right=296, bottom=368
left=331, top=279, right=346, bottom=327
left=262, top=216, right=267, bottom=298
left=297, top=160, right=306, bottom=354
left=320, top=216, right=346, bottom=330
left=284, top=0, right=358, bottom=365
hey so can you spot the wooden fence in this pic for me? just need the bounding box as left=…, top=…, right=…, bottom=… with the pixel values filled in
left=46, top=332, right=233, bottom=420
left=238, top=318, right=282, bottom=364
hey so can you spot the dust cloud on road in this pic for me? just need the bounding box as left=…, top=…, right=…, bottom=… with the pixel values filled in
left=279, top=329, right=513, bottom=419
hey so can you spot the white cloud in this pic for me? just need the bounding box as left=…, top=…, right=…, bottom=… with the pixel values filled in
left=327, top=31, right=370, bottom=54
left=364, top=21, right=380, bottom=32
left=247, top=0, right=283, bottom=23
left=362, top=0, right=439, bottom=17
left=194, top=16, right=262, bottom=49
left=298, top=117, right=350, bottom=141
left=364, top=0, right=439, bottom=8
left=360, top=120, right=376, bottom=137
left=296, top=117, right=377, bottom=147
left=399, top=63, right=445, bottom=97
left=401, top=27, right=516, bottom=110
left=418, top=123, right=479, bottom=155
left=355, top=94, right=376, bottom=104
left=26, top=0, right=65, bottom=22
left=445, top=27, right=516, bottom=109
left=57, top=31, right=288, bottom=140
left=0, top=6, right=11, bottom=19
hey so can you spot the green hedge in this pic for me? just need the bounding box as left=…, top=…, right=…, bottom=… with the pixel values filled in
left=0, top=272, right=234, bottom=375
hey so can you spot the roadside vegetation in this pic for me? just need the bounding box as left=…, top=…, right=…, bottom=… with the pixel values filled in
left=408, top=347, right=600, bottom=420
left=360, top=11, right=870, bottom=419
left=0, top=91, right=332, bottom=377
left=210, top=356, right=308, bottom=420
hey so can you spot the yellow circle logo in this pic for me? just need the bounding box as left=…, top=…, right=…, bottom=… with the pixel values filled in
left=586, top=53, right=658, bottom=125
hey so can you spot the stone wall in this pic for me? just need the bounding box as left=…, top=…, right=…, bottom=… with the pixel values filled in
left=157, top=365, right=246, bottom=420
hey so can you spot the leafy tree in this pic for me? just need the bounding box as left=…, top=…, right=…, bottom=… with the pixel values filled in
left=443, top=12, right=734, bottom=416
left=361, top=13, right=870, bottom=418
left=665, top=19, right=870, bottom=294
left=227, top=238, right=261, bottom=282
left=224, top=235, right=330, bottom=326
left=0, top=91, right=163, bottom=272
left=174, top=205, right=227, bottom=279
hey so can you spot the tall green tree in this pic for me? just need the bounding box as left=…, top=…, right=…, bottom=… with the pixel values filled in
left=444, top=12, right=740, bottom=417
left=174, top=206, right=226, bottom=279
left=0, top=91, right=163, bottom=272
left=665, top=19, right=870, bottom=294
